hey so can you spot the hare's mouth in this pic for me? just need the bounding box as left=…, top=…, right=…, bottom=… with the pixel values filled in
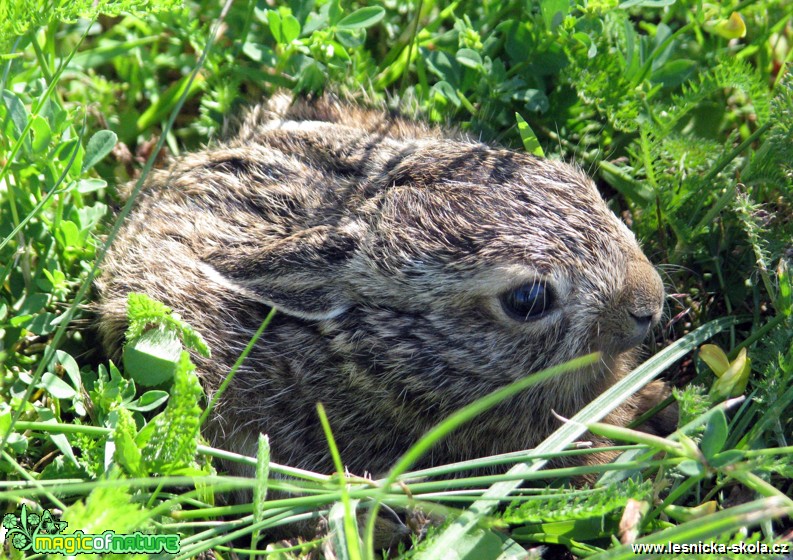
left=588, top=310, right=657, bottom=356
left=583, top=351, right=637, bottom=389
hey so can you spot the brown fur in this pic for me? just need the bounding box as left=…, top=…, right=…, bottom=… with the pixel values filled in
left=96, top=93, right=673, bottom=480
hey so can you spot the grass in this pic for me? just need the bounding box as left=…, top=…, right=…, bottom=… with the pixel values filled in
left=1, top=0, right=792, bottom=558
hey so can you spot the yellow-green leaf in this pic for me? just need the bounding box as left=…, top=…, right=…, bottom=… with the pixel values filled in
left=699, top=344, right=730, bottom=376
left=710, top=348, right=751, bottom=399
left=515, top=113, right=544, bottom=157
left=709, top=12, right=747, bottom=40
left=664, top=501, right=717, bottom=522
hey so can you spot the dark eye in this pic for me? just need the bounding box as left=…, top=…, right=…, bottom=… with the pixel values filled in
left=500, top=282, right=555, bottom=321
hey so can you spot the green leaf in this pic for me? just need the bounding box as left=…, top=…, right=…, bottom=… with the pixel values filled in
left=137, top=74, right=203, bottom=131
left=295, top=60, right=327, bottom=93
left=81, top=130, right=117, bottom=172
left=327, top=500, right=362, bottom=560
left=54, top=350, right=81, bottom=390
left=573, top=31, right=597, bottom=58
left=138, top=352, right=203, bottom=474
left=2, top=89, right=28, bottom=136
left=589, top=421, right=685, bottom=455
left=651, top=59, right=696, bottom=88
left=663, top=501, right=717, bottom=523
left=123, top=328, right=182, bottom=386
left=448, top=527, right=529, bottom=559
left=9, top=313, right=33, bottom=327
left=63, top=483, right=148, bottom=535
left=77, top=178, right=107, bottom=193
left=18, top=293, right=48, bottom=315
left=507, top=482, right=652, bottom=531
left=255, top=434, right=270, bottom=510
left=700, top=409, right=728, bottom=459
left=38, top=269, right=62, bottom=293
left=29, top=114, right=52, bottom=153
left=39, top=372, right=76, bottom=399
left=709, top=449, right=744, bottom=468
left=0, top=407, right=10, bottom=437
left=127, top=390, right=169, bottom=412
left=677, top=459, right=705, bottom=477
left=70, top=37, right=158, bottom=69
left=540, top=0, right=569, bottom=31
left=37, top=408, right=80, bottom=468
left=56, top=220, right=81, bottom=250
left=126, top=293, right=210, bottom=357
left=268, top=10, right=283, bottom=43
left=513, top=89, right=549, bottom=113
left=336, top=28, right=365, bottom=49
left=5, top=430, right=27, bottom=455
left=242, top=42, right=278, bottom=66
left=75, top=202, right=108, bottom=231
left=605, top=498, right=784, bottom=559
left=27, top=312, right=58, bottom=335
left=515, top=113, right=544, bottom=157
left=112, top=408, right=144, bottom=477
left=456, top=48, right=482, bottom=69
left=598, top=161, right=655, bottom=206
left=325, top=40, right=351, bottom=68
left=336, top=6, right=385, bottom=30
left=281, top=14, right=301, bottom=43
left=513, top=515, right=618, bottom=540
left=57, top=137, right=84, bottom=175
left=426, top=50, right=461, bottom=85
left=327, top=0, right=342, bottom=25
left=432, top=81, right=461, bottom=107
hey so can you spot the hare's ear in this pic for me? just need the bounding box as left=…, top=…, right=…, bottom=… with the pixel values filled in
left=200, top=225, right=357, bottom=320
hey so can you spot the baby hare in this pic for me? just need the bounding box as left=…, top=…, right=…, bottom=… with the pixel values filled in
left=97, top=94, right=674, bottom=480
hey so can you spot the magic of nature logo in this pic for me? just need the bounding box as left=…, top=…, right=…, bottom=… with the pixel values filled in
left=3, top=505, right=180, bottom=554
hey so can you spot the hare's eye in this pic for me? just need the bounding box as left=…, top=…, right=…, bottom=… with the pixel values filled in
left=500, top=282, right=554, bottom=321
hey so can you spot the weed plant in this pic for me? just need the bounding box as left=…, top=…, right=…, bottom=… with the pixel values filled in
left=1, top=0, right=792, bottom=558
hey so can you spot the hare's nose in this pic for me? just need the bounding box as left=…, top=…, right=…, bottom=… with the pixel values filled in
left=628, top=310, right=655, bottom=341
left=623, top=259, right=664, bottom=324
left=629, top=311, right=654, bottom=329
left=611, top=259, right=664, bottom=350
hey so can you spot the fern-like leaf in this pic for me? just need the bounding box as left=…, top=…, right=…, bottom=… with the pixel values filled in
left=126, top=292, right=210, bottom=357
left=136, top=351, right=204, bottom=475
left=502, top=479, right=653, bottom=524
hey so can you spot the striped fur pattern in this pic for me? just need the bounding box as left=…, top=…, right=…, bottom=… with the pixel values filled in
left=96, top=94, right=674, bottom=478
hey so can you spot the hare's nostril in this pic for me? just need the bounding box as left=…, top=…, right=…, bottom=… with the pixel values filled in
left=629, top=313, right=655, bottom=342
left=623, top=258, right=665, bottom=323
left=629, top=312, right=654, bottom=329
left=610, top=311, right=656, bottom=351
